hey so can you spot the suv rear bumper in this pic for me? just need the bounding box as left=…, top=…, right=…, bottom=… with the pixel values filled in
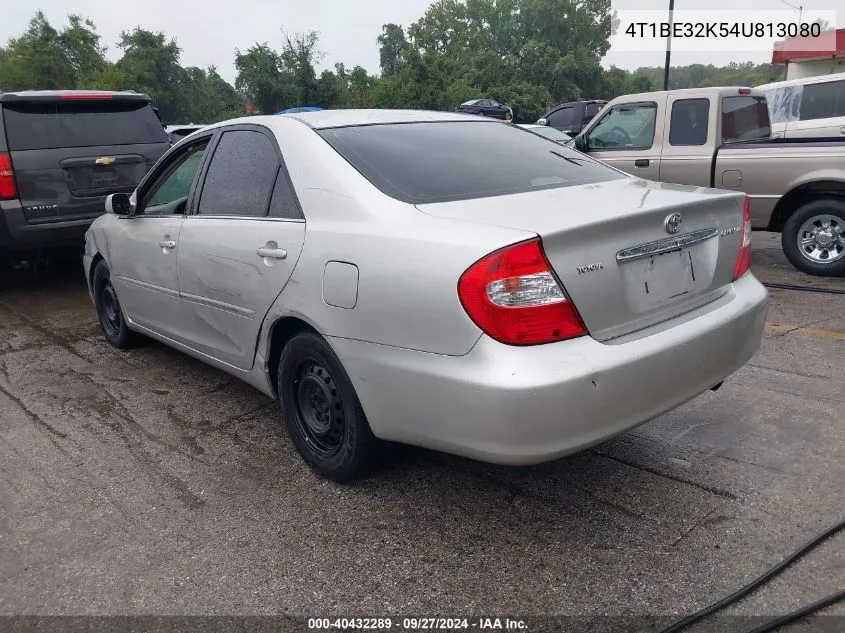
left=0, top=201, right=98, bottom=251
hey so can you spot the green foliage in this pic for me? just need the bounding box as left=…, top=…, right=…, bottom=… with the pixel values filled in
left=1, top=7, right=788, bottom=126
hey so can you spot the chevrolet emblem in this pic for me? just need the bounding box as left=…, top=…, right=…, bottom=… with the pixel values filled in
left=95, top=157, right=115, bottom=165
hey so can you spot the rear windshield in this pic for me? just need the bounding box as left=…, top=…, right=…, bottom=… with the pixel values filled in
left=721, top=96, right=771, bottom=143
left=318, top=121, right=623, bottom=204
left=3, top=100, right=169, bottom=151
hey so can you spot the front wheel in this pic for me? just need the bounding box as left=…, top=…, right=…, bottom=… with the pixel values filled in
left=92, top=260, right=137, bottom=348
left=782, top=199, right=845, bottom=277
left=278, top=332, right=383, bottom=481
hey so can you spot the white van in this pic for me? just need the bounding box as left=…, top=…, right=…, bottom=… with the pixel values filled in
left=756, top=72, right=845, bottom=138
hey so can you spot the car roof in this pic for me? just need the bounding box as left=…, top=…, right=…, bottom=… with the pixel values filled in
left=757, top=71, right=845, bottom=91
left=274, top=109, right=497, bottom=129
left=0, top=90, right=151, bottom=103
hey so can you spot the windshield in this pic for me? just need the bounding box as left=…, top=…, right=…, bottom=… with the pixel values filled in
left=318, top=121, right=623, bottom=204
left=3, top=100, right=169, bottom=150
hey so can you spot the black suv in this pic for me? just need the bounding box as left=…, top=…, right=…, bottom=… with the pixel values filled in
left=0, top=90, right=170, bottom=283
left=538, top=100, right=607, bottom=136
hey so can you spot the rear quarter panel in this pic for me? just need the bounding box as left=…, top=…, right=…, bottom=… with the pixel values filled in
left=717, top=144, right=845, bottom=228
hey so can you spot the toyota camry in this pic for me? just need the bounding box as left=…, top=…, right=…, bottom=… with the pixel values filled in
left=83, top=110, right=767, bottom=481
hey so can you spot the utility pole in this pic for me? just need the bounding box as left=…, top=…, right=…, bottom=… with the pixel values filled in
left=663, top=0, right=675, bottom=91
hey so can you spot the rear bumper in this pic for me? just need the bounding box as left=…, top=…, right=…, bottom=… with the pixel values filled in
left=329, top=273, right=768, bottom=466
left=0, top=201, right=98, bottom=251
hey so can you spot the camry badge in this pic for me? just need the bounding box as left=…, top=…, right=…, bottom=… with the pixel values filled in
left=664, top=213, right=683, bottom=234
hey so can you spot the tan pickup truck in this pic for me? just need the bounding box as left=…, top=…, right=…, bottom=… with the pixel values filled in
left=570, top=87, right=845, bottom=277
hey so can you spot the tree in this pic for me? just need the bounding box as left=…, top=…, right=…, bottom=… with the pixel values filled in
left=0, top=12, right=79, bottom=90
left=116, top=28, right=186, bottom=122
left=377, top=24, right=407, bottom=76
left=280, top=30, right=323, bottom=106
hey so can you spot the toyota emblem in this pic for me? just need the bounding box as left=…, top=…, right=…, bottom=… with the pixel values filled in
left=664, top=213, right=683, bottom=234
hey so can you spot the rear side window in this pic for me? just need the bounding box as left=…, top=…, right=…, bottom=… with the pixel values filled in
left=318, top=121, right=623, bottom=205
left=198, top=130, right=280, bottom=217
left=583, top=103, right=603, bottom=124
left=2, top=100, right=168, bottom=151
left=669, top=99, right=710, bottom=146
left=799, top=80, right=845, bottom=121
left=721, top=96, right=771, bottom=142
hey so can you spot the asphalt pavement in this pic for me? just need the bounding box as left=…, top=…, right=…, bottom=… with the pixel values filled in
left=0, top=234, right=843, bottom=631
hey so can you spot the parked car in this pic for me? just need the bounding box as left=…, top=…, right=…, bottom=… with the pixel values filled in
left=455, top=99, right=513, bottom=120
left=572, top=87, right=845, bottom=276
left=165, top=124, right=207, bottom=145
left=84, top=110, right=767, bottom=481
left=518, top=124, right=572, bottom=143
left=537, top=100, right=607, bottom=136
left=757, top=72, right=845, bottom=139
left=0, top=90, right=170, bottom=286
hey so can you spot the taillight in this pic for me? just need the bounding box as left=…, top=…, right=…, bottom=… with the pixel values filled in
left=733, top=196, right=752, bottom=280
left=457, top=238, right=587, bottom=345
left=0, top=153, right=17, bottom=200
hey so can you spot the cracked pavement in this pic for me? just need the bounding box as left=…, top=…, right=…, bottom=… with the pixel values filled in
left=0, top=235, right=843, bottom=626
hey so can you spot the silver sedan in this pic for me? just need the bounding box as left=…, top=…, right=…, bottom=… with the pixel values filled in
left=83, top=110, right=768, bottom=481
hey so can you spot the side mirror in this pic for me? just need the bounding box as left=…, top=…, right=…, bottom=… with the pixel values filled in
left=105, top=193, right=134, bottom=216
left=537, top=118, right=549, bottom=126
left=573, top=135, right=588, bottom=152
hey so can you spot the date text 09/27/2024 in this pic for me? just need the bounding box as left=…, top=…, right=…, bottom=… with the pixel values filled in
left=307, top=617, right=529, bottom=630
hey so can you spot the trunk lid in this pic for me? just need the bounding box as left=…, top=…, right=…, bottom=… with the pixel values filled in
left=418, top=178, right=747, bottom=341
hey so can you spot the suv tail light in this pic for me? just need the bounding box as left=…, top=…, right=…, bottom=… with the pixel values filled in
left=733, top=196, right=752, bottom=280
left=458, top=238, right=587, bottom=345
left=0, top=153, right=17, bottom=200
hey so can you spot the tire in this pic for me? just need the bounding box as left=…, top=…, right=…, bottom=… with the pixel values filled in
left=92, top=260, right=137, bottom=348
left=278, top=332, right=382, bottom=481
left=781, top=198, right=845, bottom=277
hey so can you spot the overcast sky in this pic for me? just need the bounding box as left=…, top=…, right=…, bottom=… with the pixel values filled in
left=2, top=0, right=842, bottom=84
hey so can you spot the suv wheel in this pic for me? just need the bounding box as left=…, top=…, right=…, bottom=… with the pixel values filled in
left=92, top=260, right=137, bottom=348
left=782, top=199, right=845, bottom=277
left=278, top=332, right=383, bottom=481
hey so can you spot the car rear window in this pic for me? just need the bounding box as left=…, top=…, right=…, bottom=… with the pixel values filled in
left=721, top=96, right=771, bottom=142
left=3, top=100, right=169, bottom=151
left=318, top=121, right=624, bottom=204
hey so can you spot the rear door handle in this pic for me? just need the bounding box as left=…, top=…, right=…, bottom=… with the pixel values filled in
left=634, top=159, right=650, bottom=168
left=257, top=247, right=287, bottom=260
left=158, top=239, right=176, bottom=249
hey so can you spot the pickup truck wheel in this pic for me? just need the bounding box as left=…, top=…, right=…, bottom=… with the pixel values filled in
left=782, top=199, right=845, bottom=277
left=278, top=332, right=383, bottom=481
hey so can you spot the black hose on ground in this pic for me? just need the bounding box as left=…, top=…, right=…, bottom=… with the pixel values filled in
left=656, top=518, right=845, bottom=633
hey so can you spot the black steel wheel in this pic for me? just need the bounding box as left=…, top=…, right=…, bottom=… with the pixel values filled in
left=279, top=331, right=382, bottom=481
left=92, top=260, right=136, bottom=348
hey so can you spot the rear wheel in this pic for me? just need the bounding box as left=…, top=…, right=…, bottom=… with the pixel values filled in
left=92, top=260, right=137, bottom=348
left=278, top=332, right=382, bottom=481
left=782, top=199, right=845, bottom=277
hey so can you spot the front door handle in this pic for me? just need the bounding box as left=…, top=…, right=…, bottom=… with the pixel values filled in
left=158, top=239, right=176, bottom=249
left=634, top=159, right=650, bottom=168
left=257, top=246, right=287, bottom=260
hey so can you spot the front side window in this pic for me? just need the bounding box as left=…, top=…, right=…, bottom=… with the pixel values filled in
left=669, top=99, right=710, bottom=146
left=546, top=107, right=575, bottom=130
left=142, top=141, right=208, bottom=215
left=587, top=103, right=657, bottom=150
left=198, top=130, right=280, bottom=217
